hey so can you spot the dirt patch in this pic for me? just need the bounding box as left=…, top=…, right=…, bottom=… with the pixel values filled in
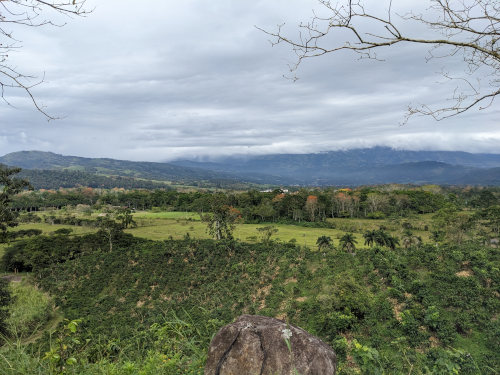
left=295, top=296, right=307, bottom=302
left=456, top=270, right=474, bottom=277
left=1, top=274, right=22, bottom=283
left=275, top=313, right=287, bottom=320
left=429, top=335, right=440, bottom=348
left=388, top=297, right=404, bottom=321
left=252, top=284, right=272, bottom=310
left=159, top=293, right=172, bottom=301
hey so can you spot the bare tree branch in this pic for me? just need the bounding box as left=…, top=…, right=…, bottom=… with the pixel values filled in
left=0, top=0, right=90, bottom=120
left=259, top=0, right=499, bottom=122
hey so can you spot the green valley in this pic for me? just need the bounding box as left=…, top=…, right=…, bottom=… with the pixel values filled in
left=1, top=183, right=499, bottom=374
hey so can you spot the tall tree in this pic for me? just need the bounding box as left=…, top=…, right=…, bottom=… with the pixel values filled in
left=373, top=228, right=400, bottom=250
left=116, top=207, right=137, bottom=229
left=305, top=195, right=319, bottom=221
left=95, top=215, right=124, bottom=252
left=0, top=166, right=31, bottom=242
left=339, top=233, right=358, bottom=254
left=202, top=193, right=238, bottom=240
left=316, top=235, right=333, bottom=251
left=257, top=225, right=279, bottom=244
left=363, top=230, right=377, bottom=247
left=401, top=230, right=422, bottom=249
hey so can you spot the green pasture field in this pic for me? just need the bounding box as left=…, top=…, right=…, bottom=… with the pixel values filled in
left=1, top=210, right=433, bottom=260
left=127, top=214, right=432, bottom=248
left=125, top=220, right=354, bottom=248
left=133, top=211, right=201, bottom=220
left=9, top=223, right=96, bottom=236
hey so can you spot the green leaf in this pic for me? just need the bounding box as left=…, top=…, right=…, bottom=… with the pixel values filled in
left=66, top=357, right=77, bottom=365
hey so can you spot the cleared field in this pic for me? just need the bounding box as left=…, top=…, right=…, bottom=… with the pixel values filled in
left=236, top=223, right=352, bottom=248
left=127, top=210, right=433, bottom=248
left=127, top=220, right=365, bottom=249
left=133, top=211, right=201, bottom=220
left=2, top=210, right=433, bottom=255
left=9, top=223, right=96, bottom=236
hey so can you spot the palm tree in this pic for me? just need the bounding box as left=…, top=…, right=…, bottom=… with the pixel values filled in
left=339, top=233, right=358, bottom=254
left=374, top=229, right=390, bottom=247
left=401, top=230, right=421, bottom=249
left=385, top=235, right=400, bottom=250
left=368, top=228, right=400, bottom=250
left=363, top=230, right=376, bottom=247
left=316, top=235, right=333, bottom=251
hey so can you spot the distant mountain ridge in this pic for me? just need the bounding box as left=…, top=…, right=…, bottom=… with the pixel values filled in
left=2, top=148, right=500, bottom=187
left=0, top=150, right=245, bottom=189
left=171, top=147, right=500, bottom=186
left=173, top=147, right=500, bottom=169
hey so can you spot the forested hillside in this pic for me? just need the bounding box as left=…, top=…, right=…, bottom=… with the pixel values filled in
left=16, top=169, right=172, bottom=190
left=0, top=151, right=245, bottom=189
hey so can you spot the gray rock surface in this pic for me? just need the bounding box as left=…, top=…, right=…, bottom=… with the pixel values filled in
left=205, top=314, right=336, bottom=375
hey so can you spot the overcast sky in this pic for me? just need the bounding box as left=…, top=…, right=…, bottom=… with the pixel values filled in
left=1, top=0, right=498, bottom=161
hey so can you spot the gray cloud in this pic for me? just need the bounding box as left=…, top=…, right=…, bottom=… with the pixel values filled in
left=1, top=0, right=498, bottom=162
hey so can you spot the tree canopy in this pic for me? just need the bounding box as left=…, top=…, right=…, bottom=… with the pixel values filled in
left=0, top=165, right=31, bottom=241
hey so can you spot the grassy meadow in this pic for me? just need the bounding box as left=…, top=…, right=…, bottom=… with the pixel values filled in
left=124, top=209, right=431, bottom=247
left=4, top=209, right=433, bottom=250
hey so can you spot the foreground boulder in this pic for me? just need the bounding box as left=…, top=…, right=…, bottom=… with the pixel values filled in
left=205, top=314, right=336, bottom=375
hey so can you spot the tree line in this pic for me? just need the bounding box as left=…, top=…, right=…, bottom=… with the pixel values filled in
left=10, top=185, right=499, bottom=223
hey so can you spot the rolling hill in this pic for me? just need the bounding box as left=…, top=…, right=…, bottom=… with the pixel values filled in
left=0, top=151, right=248, bottom=189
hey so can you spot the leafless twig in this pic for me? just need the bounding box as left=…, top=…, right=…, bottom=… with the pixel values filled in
left=0, top=0, right=90, bottom=120
left=259, top=0, right=499, bottom=122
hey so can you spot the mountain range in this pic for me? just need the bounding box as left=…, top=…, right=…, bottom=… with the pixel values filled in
left=1, top=147, right=500, bottom=188
left=171, top=147, right=500, bottom=185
